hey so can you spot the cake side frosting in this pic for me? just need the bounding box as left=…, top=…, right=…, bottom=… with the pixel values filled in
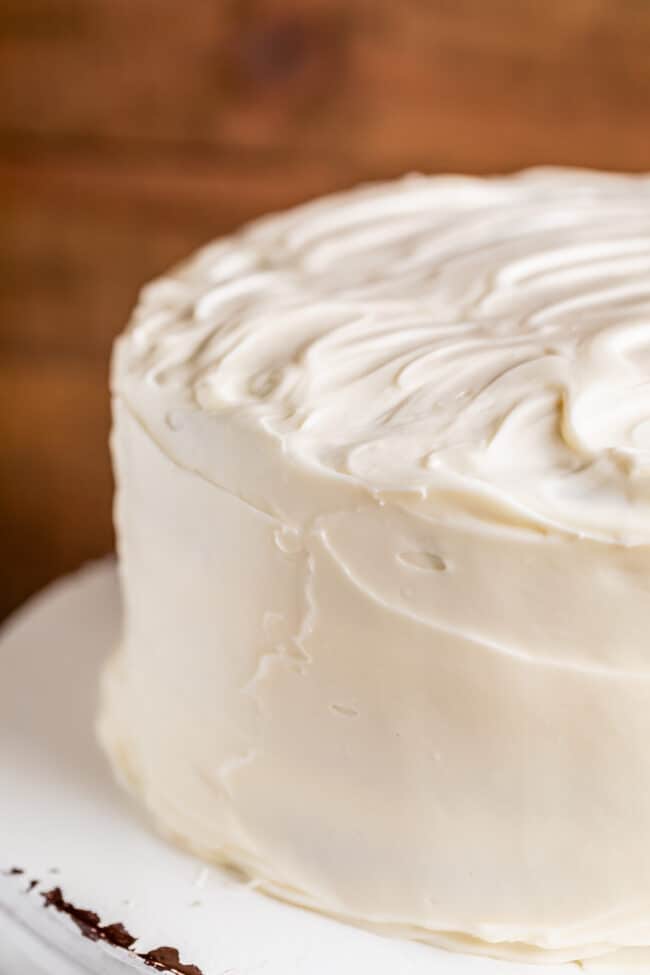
left=100, top=170, right=650, bottom=964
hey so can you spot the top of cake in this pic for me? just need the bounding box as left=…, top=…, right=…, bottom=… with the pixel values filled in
left=116, top=168, right=650, bottom=544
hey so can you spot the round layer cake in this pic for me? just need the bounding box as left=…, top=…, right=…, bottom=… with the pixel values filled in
left=100, top=169, right=650, bottom=964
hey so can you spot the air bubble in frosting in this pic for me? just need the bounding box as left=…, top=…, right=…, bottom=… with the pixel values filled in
left=165, top=410, right=187, bottom=432
left=398, top=551, right=447, bottom=572
left=330, top=703, right=359, bottom=718
left=274, top=526, right=302, bottom=555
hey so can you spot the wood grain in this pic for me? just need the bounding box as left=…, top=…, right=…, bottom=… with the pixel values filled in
left=0, top=361, right=112, bottom=616
left=3, top=0, right=650, bottom=617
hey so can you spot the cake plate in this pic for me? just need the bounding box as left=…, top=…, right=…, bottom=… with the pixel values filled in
left=0, top=561, right=623, bottom=974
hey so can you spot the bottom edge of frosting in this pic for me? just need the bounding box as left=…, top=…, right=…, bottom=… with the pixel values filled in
left=96, top=650, right=647, bottom=969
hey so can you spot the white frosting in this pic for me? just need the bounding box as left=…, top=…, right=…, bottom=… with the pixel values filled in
left=100, top=169, right=650, bottom=964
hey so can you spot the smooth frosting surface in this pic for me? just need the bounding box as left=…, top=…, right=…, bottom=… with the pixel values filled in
left=101, top=170, right=650, bottom=965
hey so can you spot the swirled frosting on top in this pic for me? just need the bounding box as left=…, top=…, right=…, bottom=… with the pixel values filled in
left=126, top=169, right=650, bottom=542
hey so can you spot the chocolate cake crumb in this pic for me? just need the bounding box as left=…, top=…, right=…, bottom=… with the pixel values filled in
left=7, top=867, right=24, bottom=875
left=42, top=887, right=105, bottom=942
left=139, top=946, right=204, bottom=975
left=103, top=922, right=138, bottom=950
left=42, top=887, right=136, bottom=949
left=27, top=879, right=38, bottom=892
left=41, top=884, right=204, bottom=973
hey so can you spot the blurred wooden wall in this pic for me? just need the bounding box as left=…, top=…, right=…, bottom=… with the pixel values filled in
left=3, top=0, right=650, bottom=619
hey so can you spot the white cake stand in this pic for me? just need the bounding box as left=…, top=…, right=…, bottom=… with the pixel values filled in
left=0, top=561, right=624, bottom=974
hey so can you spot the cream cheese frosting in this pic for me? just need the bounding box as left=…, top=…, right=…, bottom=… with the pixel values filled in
left=100, top=169, right=650, bottom=964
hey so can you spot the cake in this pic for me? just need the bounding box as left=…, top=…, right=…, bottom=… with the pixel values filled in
left=99, top=169, right=650, bottom=964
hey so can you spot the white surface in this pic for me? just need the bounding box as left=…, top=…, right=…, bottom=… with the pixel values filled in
left=0, top=560, right=580, bottom=975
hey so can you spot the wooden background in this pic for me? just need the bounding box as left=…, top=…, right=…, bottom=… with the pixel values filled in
left=3, top=0, right=650, bottom=619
